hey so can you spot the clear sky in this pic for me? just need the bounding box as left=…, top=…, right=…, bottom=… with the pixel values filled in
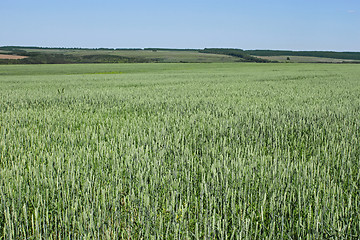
left=1, top=0, right=359, bottom=51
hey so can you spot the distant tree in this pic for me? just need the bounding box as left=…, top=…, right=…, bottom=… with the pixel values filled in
left=287, top=57, right=291, bottom=61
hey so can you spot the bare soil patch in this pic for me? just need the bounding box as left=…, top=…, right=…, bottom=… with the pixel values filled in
left=0, top=54, right=28, bottom=59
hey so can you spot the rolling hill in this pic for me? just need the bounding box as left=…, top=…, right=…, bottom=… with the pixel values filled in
left=0, top=46, right=359, bottom=64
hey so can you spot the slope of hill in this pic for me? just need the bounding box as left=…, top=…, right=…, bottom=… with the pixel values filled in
left=0, top=47, right=240, bottom=64
left=199, top=48, right=270, bottom=63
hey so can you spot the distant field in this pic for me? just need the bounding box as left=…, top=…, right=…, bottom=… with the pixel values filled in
left=255, top=55, right=359, bottom=63
left=1, top=62, right=359, bottom=239
left=246, top=50, right=360, bottom=61
left=0, top=54, right=28, bottom=59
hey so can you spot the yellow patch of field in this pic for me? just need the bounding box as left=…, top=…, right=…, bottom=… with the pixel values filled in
left=0, top=54, right=28, bottom=59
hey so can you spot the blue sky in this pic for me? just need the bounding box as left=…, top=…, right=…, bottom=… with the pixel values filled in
left=1, top=0, right=359, bottom=51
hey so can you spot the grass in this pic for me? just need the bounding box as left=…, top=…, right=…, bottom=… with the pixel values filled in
left=0, top=63, right=359, bottom=239
left=0, top=63, right=236, bottom=76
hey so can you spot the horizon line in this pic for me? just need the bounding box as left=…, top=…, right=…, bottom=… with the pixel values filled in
left=1, top=46, right=360, bottom=53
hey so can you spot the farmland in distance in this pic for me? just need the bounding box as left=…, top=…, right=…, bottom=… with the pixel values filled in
left=254, top=55, right=360, bottom=63
left=0, top=63, right=359, bottom=239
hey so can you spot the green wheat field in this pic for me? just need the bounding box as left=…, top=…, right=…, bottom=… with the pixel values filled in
left=0, top=63, right=359, bottom=239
